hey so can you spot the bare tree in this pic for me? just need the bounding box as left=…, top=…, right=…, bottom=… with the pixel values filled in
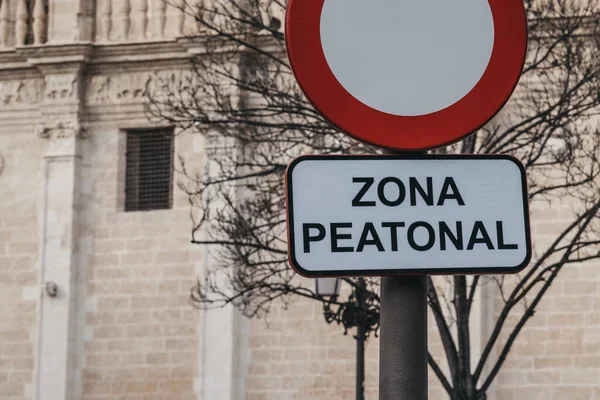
left=147, top=0, right=600, bottom=398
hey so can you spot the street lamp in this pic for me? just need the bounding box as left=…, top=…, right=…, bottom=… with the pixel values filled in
left=315, top=277, right=341, bottom=298
left=315, top=277, right=380, bottom=400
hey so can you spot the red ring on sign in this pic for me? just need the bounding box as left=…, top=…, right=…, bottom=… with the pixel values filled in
left=285, top=0, right=527, bottom=151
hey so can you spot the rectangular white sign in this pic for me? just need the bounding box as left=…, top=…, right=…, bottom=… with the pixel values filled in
left=285, top=155, right=531, bottom=276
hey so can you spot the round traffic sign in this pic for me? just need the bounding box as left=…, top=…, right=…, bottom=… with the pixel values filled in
left=285, top=0, right=528, bottom=151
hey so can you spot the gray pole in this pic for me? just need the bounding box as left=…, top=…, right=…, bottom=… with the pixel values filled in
left=379, top=275, right=428, bottom=400
left=356, top=278, right=366, bottom=400
left=356, top=320, right=365, bottom=400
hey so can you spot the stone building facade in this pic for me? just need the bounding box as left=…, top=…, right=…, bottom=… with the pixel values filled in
left=0, top=1, right=599, bottom=400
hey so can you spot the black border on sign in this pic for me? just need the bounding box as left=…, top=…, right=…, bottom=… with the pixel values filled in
left=285, top=154, right=532, bottom=278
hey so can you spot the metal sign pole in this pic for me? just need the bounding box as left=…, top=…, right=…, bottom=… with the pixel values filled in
left=379, top=275, right=428, bottom=399
left=356, top=278, right=367, bottom=400
left=379, top=148, right=428, bottom=400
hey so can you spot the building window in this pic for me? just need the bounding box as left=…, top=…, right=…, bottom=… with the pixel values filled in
left=125, top=129, right=174, bottom=212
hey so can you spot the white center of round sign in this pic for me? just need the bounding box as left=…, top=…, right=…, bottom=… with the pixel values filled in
left=320, top=0, right=495, bottom=116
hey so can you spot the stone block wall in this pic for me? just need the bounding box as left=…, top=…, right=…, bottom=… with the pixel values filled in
left=244, top=287, right=450, bottom=400
left=79, top=124, right=204, bottom=400
left=245, top=296, right=378, bottom=400
left=0, top=68, right=208, bottom=399
left=493, top=203, right=600, bottom=400
left=0, top=130, right=44, bottom=399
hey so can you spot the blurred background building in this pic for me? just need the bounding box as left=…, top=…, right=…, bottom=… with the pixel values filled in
left=0, top=1, right=598, bottom=399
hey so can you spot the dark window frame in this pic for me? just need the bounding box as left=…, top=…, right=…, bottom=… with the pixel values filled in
left=125, top=128, right=174, bottom=212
